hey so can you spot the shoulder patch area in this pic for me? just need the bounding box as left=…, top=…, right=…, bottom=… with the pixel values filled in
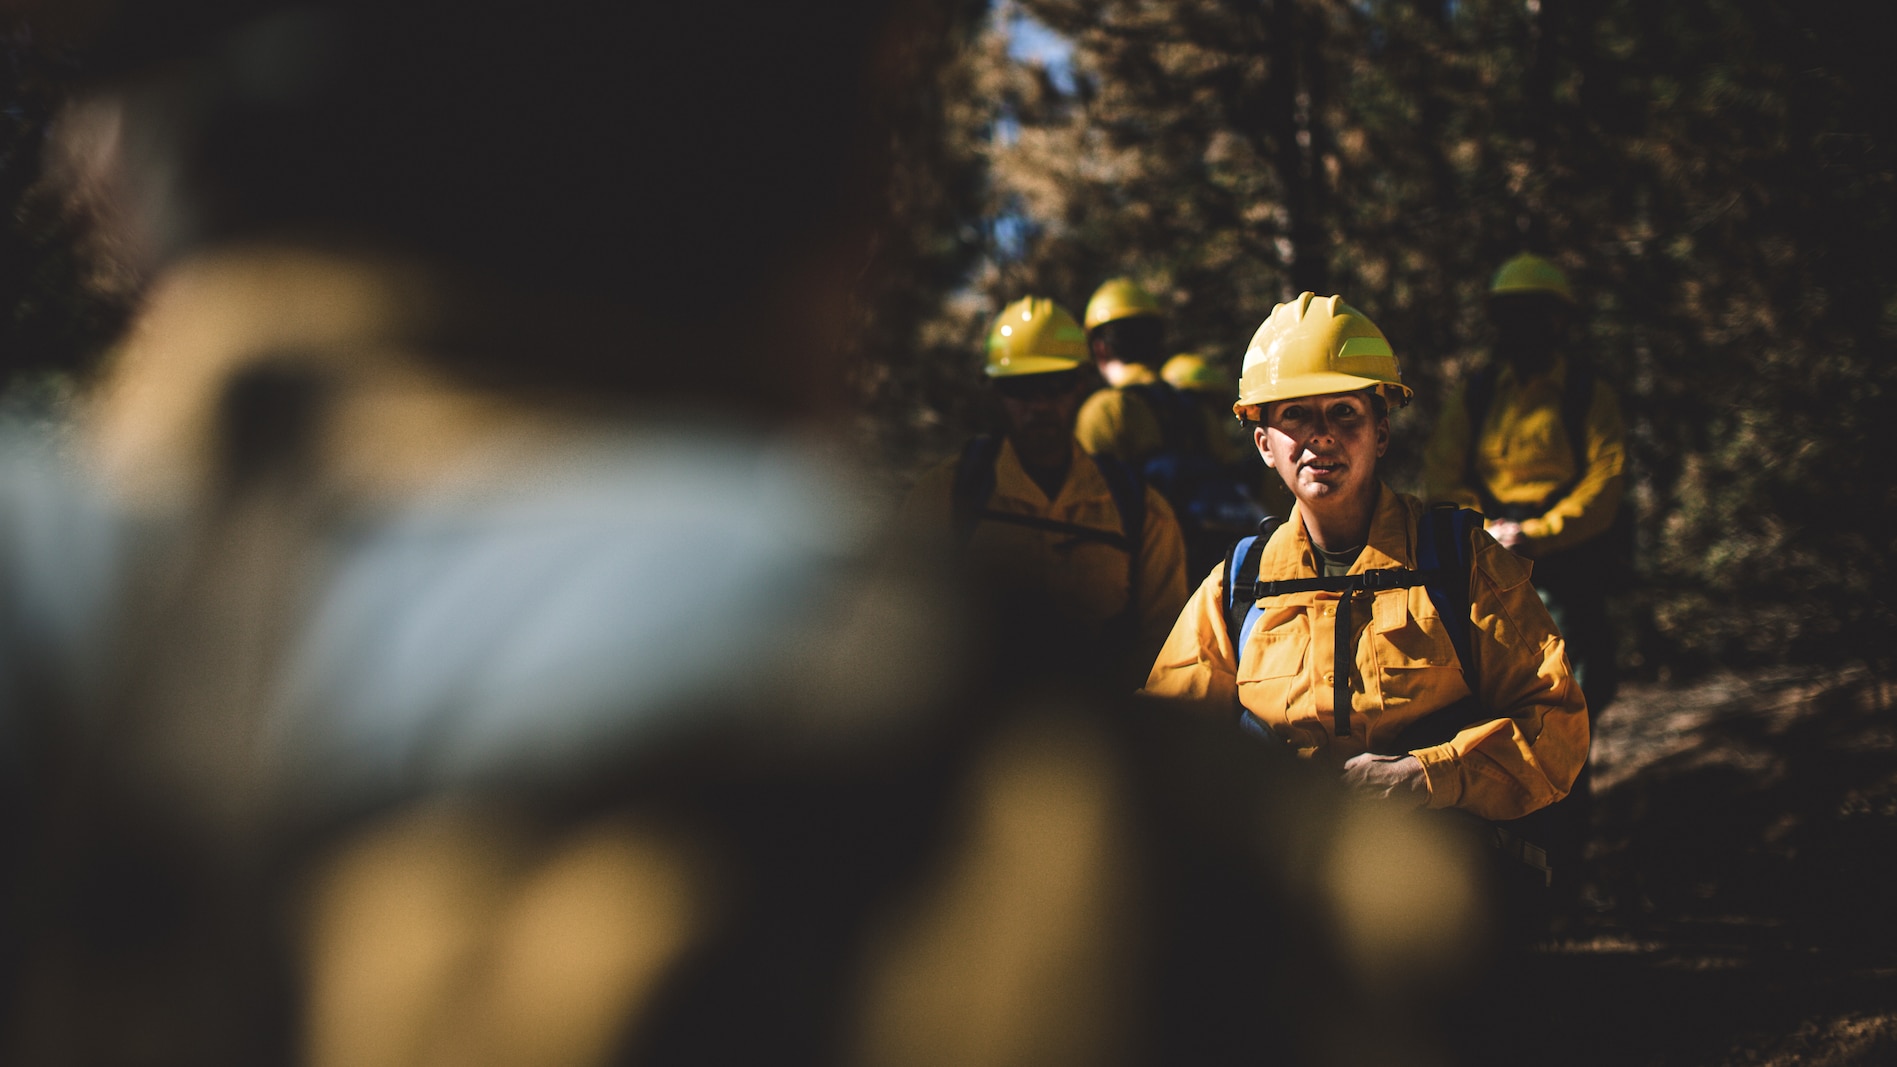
left=1472, top=528, right=1535, bottom=593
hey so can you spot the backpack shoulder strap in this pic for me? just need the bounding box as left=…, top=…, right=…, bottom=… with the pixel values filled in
left=1091, top=452, right=1148, bottom=634
left=1224, top=514, right=1283, bottom=740
left=950, top=435, right=1001, bottom=544
left=1092, top=454, right=1146, bottom=555
left=1416, top=503, right=1480, bottom=681
left=1127, top=381, right=1193, bottom=453
left=1222, top=514, right=1284, bottom=663
left=1382, top=504, right=1487, bottom=753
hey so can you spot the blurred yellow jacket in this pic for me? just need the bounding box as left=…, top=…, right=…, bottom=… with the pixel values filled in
left=904, top=438, right=1188, bottom=686
left=1143, top=486, right=1588, bottom=822
left=1421, top=356, right=1625, bottom=556
left=1074, top=364, right=1164, bottom=464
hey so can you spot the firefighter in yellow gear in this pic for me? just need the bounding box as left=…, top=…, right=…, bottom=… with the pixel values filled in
left=1421, top=253, right=1625, bottom=712
left=1164, top=353, right=1295, bottom=522
left=1160, top=353, right=1242, bottom=466
left=1073, top=277, right=1171, bottom=464
left=903, top=297, right=1188, bottom=689
left=1144, top=293, right=1588, bottom=823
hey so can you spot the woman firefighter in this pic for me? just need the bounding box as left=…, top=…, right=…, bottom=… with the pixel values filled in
left=1143, top=293, right=1588, bottom=824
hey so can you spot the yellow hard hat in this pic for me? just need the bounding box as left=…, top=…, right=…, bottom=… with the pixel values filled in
left=1083, top=277, right=1163, bottom=331
left=1233, top=292, right=1412, bottom=416
left=1489, top=253, right=1575, bottom=303
left=984, top=296, right=1090, bottom=377
left=1161, top=353, right=1230, bottom=394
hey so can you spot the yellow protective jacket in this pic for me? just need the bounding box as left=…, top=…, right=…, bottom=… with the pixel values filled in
left=1421, top=356, right=1626, bottom=557
left=1074, top=364, right=1165, bottom=465
left=903, top=438, right=1188, bottom=685
left=1143, top=485, right=1588, bottom=821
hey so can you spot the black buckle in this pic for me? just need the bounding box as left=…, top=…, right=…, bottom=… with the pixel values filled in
left=1356, top=569, right=1406, bottom=591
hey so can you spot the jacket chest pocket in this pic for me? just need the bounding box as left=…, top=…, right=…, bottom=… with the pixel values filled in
left=1369, top=591, right=1469, bottom=715
left=1237, top=606, right=1307, bottom=719
left=1494, top=403, right=1575, bottom=482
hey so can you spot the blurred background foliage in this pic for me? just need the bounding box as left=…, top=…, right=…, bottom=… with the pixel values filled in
left=849, top=0, right=1897, bottom=676
left=1, top=3, right=1892, bottom=675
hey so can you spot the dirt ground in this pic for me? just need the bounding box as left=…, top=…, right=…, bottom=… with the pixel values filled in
left=1486, top=666, right=1897, bottom=1066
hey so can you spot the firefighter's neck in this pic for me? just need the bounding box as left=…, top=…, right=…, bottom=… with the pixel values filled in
left=1018, top=453, right=1071, bottom=501
left=1503, top=345, right=1557, bottom=380
left=1300, top=485, right=1376, bottom=554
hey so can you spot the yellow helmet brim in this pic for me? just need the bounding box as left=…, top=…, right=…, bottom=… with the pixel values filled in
left=986, top=354, right=1087, bottom=378
left=1233, top=371, right=1413, bottom=415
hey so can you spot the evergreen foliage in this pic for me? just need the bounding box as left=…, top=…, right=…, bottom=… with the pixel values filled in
left=0, top=34, right=130, bottom=393
left=874, top=0, right=1896, bottom=671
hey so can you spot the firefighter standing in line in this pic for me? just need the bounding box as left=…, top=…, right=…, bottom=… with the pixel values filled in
left=1159, top=353, right=1243, bottom=468
left=1074, top=277, right=1173, bottom=464
left=903, top=297, right=1187, bottom=690
left=1162, top=353, right=1295, bottom=524
left=1421, top=254, right=1625, bottom=714
left=1144, top=292, right=1589, bottom=824
left=1077, top=279, right=1252, bottom=585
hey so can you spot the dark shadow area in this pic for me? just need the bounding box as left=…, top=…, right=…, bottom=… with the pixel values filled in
left=1467, top=669, right=1897, bottom=1065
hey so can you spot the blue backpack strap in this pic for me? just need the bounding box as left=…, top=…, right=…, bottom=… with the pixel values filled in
left=1223, top=515, right=1281, bottom=738
left=950, top=435, right=1001, bottom=545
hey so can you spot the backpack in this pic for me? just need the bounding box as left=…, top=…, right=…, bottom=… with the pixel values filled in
left=950, top=434, right=1147, bottom=641
left=1220, top=505, right=1557, bottom=883
left=1125, top=382, right=1266, bottom=580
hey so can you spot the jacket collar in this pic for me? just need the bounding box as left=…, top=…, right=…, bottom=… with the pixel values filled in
left=993, top=438, right=1103, bottom=510
left=1262, top=482, right=1414, bottom=576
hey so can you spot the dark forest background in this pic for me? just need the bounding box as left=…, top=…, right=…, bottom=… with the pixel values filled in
left=846, top=0, right=1897, bottom=679
left=3, top=0, right=1894, bottom=677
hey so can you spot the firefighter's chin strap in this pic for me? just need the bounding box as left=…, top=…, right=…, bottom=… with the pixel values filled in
left=1251, top=568, right=1443, bottom=738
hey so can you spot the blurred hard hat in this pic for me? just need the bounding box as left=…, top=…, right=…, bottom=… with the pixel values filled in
left=985, top=297, right=1090, bottom=378
left=1234, top=293, right=1411, bottom=414
left=1488, top=254, right=1575, bottom=304
left=1161, top=353, right=1230, bottom=395
left=1083, top=278, right=1163, bottom=332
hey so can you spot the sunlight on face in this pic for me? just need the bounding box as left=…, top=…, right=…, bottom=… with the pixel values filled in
left=1253, top=390, right=1389, bottom=510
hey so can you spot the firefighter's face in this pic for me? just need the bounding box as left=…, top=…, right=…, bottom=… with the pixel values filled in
left=1255, top=390, right=1388, bottom=509
left=996, top=371, right=1083, bottom=469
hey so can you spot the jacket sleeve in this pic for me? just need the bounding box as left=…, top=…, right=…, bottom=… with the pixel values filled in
left=1409, top=533, right=1590, bottom=821
left=1134, top=488, right=1191, bottom=687
left=1421, top=387, right=1483, bottom=510
left=1518, top=383, right=1626, bottom=555
left=1075, top=389, right=1162, bottom=464
left=1140, top=563, right=1235, bottom=712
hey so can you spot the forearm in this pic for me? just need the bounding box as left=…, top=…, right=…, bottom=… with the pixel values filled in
left=1519, top=470, right=1622, bottom=554
left=1412, top=703, right=1588, bottom=820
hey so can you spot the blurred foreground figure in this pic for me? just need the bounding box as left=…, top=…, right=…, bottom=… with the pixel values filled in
left=1422, top=254, right=1626, bottom=715
left=901, top=296, right=1186, bottom=691
left=0, top=3, right=1485, bottom=1064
